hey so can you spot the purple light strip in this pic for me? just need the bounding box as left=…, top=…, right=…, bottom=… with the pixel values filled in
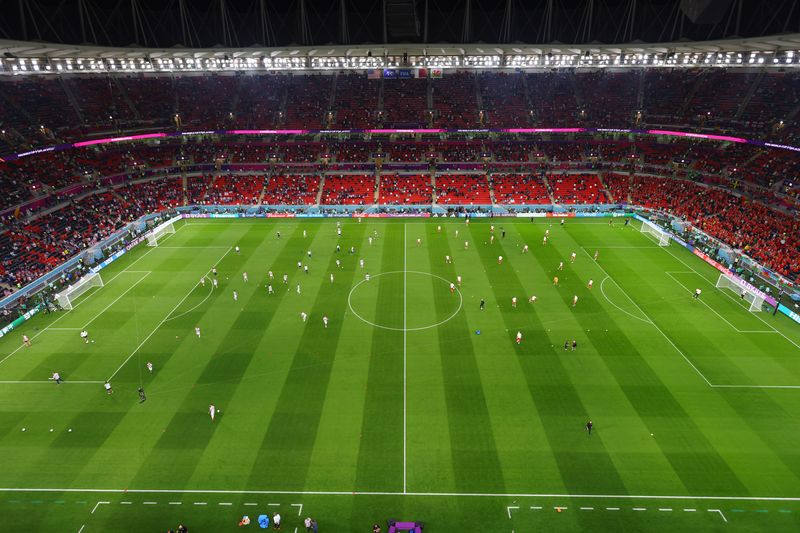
left=647, top=129, right=748, bottom=143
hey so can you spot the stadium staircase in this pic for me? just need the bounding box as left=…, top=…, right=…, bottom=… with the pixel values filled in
left=315, top=176, right=325, bottom=205
left=181, top=175, right=188, bottom=205
left=596, top=173, right=614, bottom=202
left=430, top=174, right=437, bottom=204
left=541, top=174, right=557, bottom=204
left=373, top=173, right=380, bottom=203
left=112, top=78, right=141, bottom=119
left=59, top=78, right=85, bottom=124
left=735, top=70, right=766, bottom=120
left=488, top=175, right=497, bottom=204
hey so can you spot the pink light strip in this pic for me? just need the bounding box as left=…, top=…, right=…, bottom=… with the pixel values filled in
left=506, top=128, right=586, bottom=133
left=73, top=133, right=167, bottom=147
left=647, top=129, right=747, bottom=143
left=227, top=129, right=308, bottom=135
left=367, top=129, right=445, bottom=133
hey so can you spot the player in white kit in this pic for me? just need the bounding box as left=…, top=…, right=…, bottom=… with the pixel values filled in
left=301, top=312, right=308, bottom=322
left=195, top=327, right=201, bottom=338
left=209, top=404, right=216, bottom=421
left=323, top=316, right=329, bottom=328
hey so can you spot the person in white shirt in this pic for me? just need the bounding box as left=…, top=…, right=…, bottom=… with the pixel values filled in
left=273, top=513, right=281, bottom=528
left=50, top=372, right=62, bottom=384
left=445, top=255, right=452, bottom=264
left=209, top=403, right=216, bottom=421
left=268, top=271, right=274, bottom=280
left=542, top=236, right=547, bottom=245
left=512, top=296, right=517, bottom=308
left=233, top=290, right=238, bottom=302
left=104, top=382, right=113, bottom=395
left=212, top=278, right=218, bottom=289
left=330, top=273, right=334, bottom=284
left=359, top=259, right=365, bottom=269
left=235, top=245, right=240, bottom=255
left=572, top=295, right=579, bottom=307
left=558, top=261, right=564, bottom=271
left=464, top=241, right=469, bottom=250
left=301, top=312, right=308, bottom=322
left=570, top=252, right=577, bottom=263
left=243, top=272, right=249, bottom=283
left=456, top=275, right=462, bottom=286
left=522, top=244, right=529, bottom=253
left=296, top=283, right=301, bottom=294
left=365, top=273, right=370, bottom=282
left=516, top=331, right=522, bottom=344
left=297, top=261, right=302, bottom=269
left=283, top=274, right=288, bottom=284
left=200, top=277, right=205, bottom=287
left=416, top=238, right=421, bottom=247
left=23, top=334, right=31, bottom=347
left=450, top=283, right=455, bottom=294
left=587, top=279, right=594, bottom=289
left=267, top=284, right=274, bottom=294
left=529, top=295, right=537, bottom=303
left=497, top=255, right=503, bottom=265
left=80, top=330, right=89, bottom=344
left=323, top=316, right=329, bottom=328
left=146, top=362, right=153, bottom=373
left=335, top=259, right=341, bottom=268
left=195, top=327, right=201, bottom=338
left=693, top=288, right=702, bottom=299
left=303, top=229, right=307, bottom=238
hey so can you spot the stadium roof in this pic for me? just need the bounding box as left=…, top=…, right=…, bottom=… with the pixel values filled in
left=2, top=0, right=800, bottom=49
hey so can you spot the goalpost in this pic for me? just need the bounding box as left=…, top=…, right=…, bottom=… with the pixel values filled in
left=715, top=273, right=765, bottom=312
left=146, top=219, right=176, bottom=247
left=639, top=219, right=671, bottom=246
left=55, top=272, right=104, bottom=310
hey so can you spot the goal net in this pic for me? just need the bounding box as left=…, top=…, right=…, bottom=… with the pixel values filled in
left=55, top=272, right=104, bottom=310
left=715, top=273, right=765, bottom=312
left=640, top=219, right=671, bottom=246
left=146, top=219, right=176, bottom=246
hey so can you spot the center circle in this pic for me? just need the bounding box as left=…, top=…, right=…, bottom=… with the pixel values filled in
left=347, top=271, right=463, bottom=331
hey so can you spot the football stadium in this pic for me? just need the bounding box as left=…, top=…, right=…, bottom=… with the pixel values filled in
left=1, top=1, right=800, bottom=531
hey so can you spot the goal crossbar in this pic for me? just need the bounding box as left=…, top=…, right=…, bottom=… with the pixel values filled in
left=715, top=273, right=765, bottom=312
left=147, top=219, right=176, bottom=246
left=55, top=272, right=104, bottom=310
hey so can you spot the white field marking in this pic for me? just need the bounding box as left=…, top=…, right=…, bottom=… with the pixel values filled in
left=244, top=502, right=257, bottom=506
left=709, top=509, right=728, bottom=523
left=219, top=502, right=232, bottom=506
left=105, top=246, right=232, bottom=382
left=606, top=507, right=620, bottom=511
left=658, top=508, right=673, bottom=511
left=47, top=328, right=83, bottom=331
left=554, top=506, right=568, bottom=511
left=580, top=507, right=594, bottom=510
left=684, top=508, right=697, bottom=512
left=267, top=502, right=280, bottom=506
left=507, top=505, right=519, bottom=518
left=530, top=506, right=542, bottom=510
left=660, top=245, right=800, bottom=353
left=169, top=501, right=182, bottom=505
left=0, top=380, right=104, bottom=384
left=153, top=246, right=232, bottom=249
left=587, top=246, right=660, bottom=249
left=163, top=275, right=214, bottom=323
left=599, top=276, right=652, bottom=324
left=91, top=501, right=109, bottom=514
left=633, top=507, right=647, bottom=511
left=580, top=248, right=714, bottom=387
left=403, top=223, right=407, bottom=494
left=664, top=272, right=772, bottom=334
left=291, top=503, right=303, bottom=516
left=711, top=384, right=800, bottom=389
left=7, top=487, right=800, bottom=504
left=143, top=501, right=157, bottom=505
left=347, top=270, right=463, bottom=331
left=77, top=526, right=85, bottom=533
left=120, top=501, right=132, bottom=505
left=81, top=271, right=152, bottom=330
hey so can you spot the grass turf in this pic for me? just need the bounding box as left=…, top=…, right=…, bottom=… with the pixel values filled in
left=0, top=217, right=799, bottom=532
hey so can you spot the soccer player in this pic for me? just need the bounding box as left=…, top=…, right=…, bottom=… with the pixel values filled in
left=276, top=231, right=281, bottom=239
left=490, top=225, right=495, bottom=233
left=365, top=273, right=370, bottom=282
left=307, top=250, right=312, bottom=258
left=542, top=236, right=547, bottom=245
left=593, top=250, right=599, bottom=261
left=464, top=241, right=469, bottom=250
left=235, top=245, right=240, bottom=255
left=501, top=229, right=506, bottom=238
left=450, top=283, right=455, bottom=294
left=570, top=252, right=577, bottom=263
left=209, top=403, right=216, bottom=421
left=479, top=299, right=485, bottom=310
left=564, top=340, right=569, bottom=351
left=336, top=244, right=341, bottom=253
left=330, top=273, right=334, bottom=284
left=359, top=259, right=365, bottom=269
left=349, top=246, right=355, bottom=254
left=212, top=278, right=218, bottom=289
left=516, top=331, right=522, bottom=344
left=304, top=518, right=312, bottom=531
left=200, top=277, right=206, bottom=287
left=694, top=288, right=702, bottom=299
left=146, top=362, right=153, bottom=373
left=303, top=229, right=307, bottom=238
left=512, top=296, right=517, bottom=308
left=497, top=255, right=503, bottom=265
left=243, top=272, right=248, bottom=283
left=23, top=335, right=31, bottom=347
left=553, top=276, right=559, bottom=286
left=572, top=340, right=578, bottom=351
left=296, top=283, right=301, bottom=294
left=369, top=236, right=373, bottom=246
left=529, top=295, right=537, bottom=303
left=558, top=261, right=564, bottom=271
left=323, top=316, right=329, bottom=328
left=587, top=279, right=594, bottom=289
left=572, top=295, right=578, bottom=307
left=138, top=387, right=146, bottom=403
left=490, top=235, right=495, bottom=245
left=337, top=227, right=342, bottom=237
left=268, top=271, right=274, bottom=280
left=195, top=326, right=201, bottom=338
left=456, top=275, right=462, bottom=286
left=335, top=259, right=341, bottom=268
left=50, top=372, right=62, bottom=384
left=522, top=244, right=529, bottom=253
left=233, top=290, right=238, bottom=302
left=301, top=312, right=308, bottom=322
left=304, top=265, right=309, bottom=275
left=267, top=284, right=274, bottom=295
left=104, top=382, right=113, bottom=395
left=437, top=225, right=441, bottom=233
left=416, top=238, right=421, bottom=247
left=212, top=267, right=218, bottom=277
left=586, top=420, right=593, bottom=435
left=297, top=261, right=302, bottom=269
left=80, top=329, right=89, bottom=344
left=455, top=229, right=459, bottom=238
left=560, top=218, right=565, bottom=226
left=282, top=274, right=288, bottom=284
left=624, top=218, right=630, bottom=226
left=445, top=255, right=452, bottom=264
left=273, top=513, right=281, bottom=530
left=545, top=229, right=550, bottom=237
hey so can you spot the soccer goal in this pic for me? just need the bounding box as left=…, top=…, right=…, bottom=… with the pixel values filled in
left=55, top=272, right=104, bottom=310
left=640, top=219, right=671, bottom=246
left=146, top=219, right=176, bottom=246
left=715, top=273, right=765, bottom=312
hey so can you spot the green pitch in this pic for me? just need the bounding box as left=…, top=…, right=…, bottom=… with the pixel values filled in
left=1, top=218, right=799, bottom=532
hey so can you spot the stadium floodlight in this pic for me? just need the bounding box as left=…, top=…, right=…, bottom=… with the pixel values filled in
left=715, top=273, right=765, bottom=312
left=639, top=219, right=671, bottom=246
left=147, top=218, right=177, bottom=247
left=55, top=272, right=104, bottom=311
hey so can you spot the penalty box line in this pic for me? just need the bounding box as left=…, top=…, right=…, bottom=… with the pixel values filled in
left=2, top=487, right=800, bottom=503
left=105, top=246, right=233, bottom=382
